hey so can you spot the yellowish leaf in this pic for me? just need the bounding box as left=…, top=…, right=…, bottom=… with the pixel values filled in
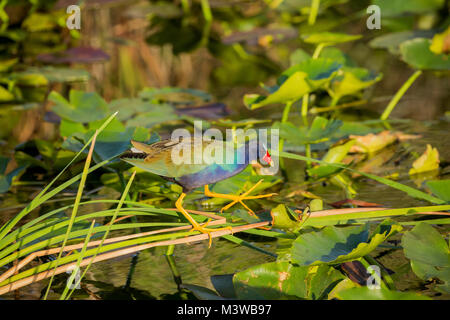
left=409, top=144, right=440, bottom=175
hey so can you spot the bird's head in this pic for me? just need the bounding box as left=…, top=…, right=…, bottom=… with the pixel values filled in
left=259, top=143, right=274, bottom=168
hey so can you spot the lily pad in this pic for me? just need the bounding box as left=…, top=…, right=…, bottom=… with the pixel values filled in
left=369, top=30, right=435, bottom=54
left=307, top=140, right=355, bottom=179
left=233, top=261, right=344, bottom=300
left=400, top=38, right=450, bottom=71
left=62, top=117, right=141, bottom=163
left=49, top=90, right=109, bottom=123
left=402, top=223, right=450, bottom=294
left=430, top=27, right=450, bottom=54
left=336, top=287, right=431, bottom=300
left=330, top=67, right=383, bottom=101
left=372, top=0, right=445, bottom=17
left=232, top=261, right=309, bottom=299
left=244, top=58, right=341, bottom=109
left=274, top=116, right=342, bottom=146
left=0, top=156, right=26, bottom=193
left=409, top=144, right=440, bottom=175
left=426, top=180, right=450, bottom=202
left=291, top=221, right=402, bottom=266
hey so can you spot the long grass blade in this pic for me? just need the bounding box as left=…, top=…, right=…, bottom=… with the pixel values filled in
left=43, top=131, right=98, bottom=299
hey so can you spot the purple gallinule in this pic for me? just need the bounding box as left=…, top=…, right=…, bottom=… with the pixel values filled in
left=121, top=137, right=275, bottom=245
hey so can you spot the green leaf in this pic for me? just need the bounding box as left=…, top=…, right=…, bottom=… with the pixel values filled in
left=372, top=0, right=445, bottom=17
left=409, top=144, right=440, bottom=175
left=60, top=119, right=87, bottom=137
left=426, top=180, right=450, bottom=202
left=369, top=30, right=435, bottom=55
left=0, top=157, right=26, bottom=193
left=307, top=140, right=355, bottom=179
left=402, top=223, right=450, bottom=293
left=244, top=59, right=341, bottom=109
left=233, top=261, right=344, bottom=300
left=180, top=284, right=225, bottom=300
left=270, top=204, right=303, bottom=233
left=26, top=67, right=90, bottom=83
left=49, top=90, right=109, bottom=123
left=9, top=72, right=48, bottom=87
left=139, top=87, right=211, bottom=105
left=400, top=38, right=450, bottom=71
left=319, top=47, right=354, bottom=66
left=291, top=222, right=402, bottom=265
left=233, top=261, right=309, bottom=299
left=0, top=86, right=14, bottom=102
left=336, top=287, right=431, bottom=300
left=274, top=116, right=342, bottom=146
left=302, top=32, right=362, bottom=45
left=330, top=67, right=383, bottom=100
left=62, top=118, right=137, bottom=162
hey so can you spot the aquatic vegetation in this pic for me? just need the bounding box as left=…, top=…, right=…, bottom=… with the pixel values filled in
left=0, top=0, right=448, bottom=301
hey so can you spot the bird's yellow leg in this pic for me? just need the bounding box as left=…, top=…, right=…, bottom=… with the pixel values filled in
left=204, top=179, right=276, bottom=215
left=175, top=193, right=233, bottom=248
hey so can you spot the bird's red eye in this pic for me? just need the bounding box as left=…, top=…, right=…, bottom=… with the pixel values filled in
left=262, top=150, right=272, bottom=164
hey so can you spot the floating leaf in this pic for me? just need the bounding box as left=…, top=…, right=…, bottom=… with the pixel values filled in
left=49, top=90, right=109, bottom=123
left=372, top=0, right=445, bottom=17
left=180, top=284, right=225, bottom=300
left=0, top=157, right=26, bottom=193
left=9, top=72, right=48, bottom=87
left=232, top=261, right=309, bottom=299
left=349, top=131, right=398, bottom=153
left=275, top=116, right=342, bottom=146
left=409, top=144, right=440, bottom=175
left=0, top=86, right=15, bottom=102
left=430, top=27, right=450, bottom=54
left=233, top=261, right=344, bottom=300
left=400, top=38, right=450, bottom=71
left=270, top=204, right=303, bottom=233
left=291, top=222, right=402, bottom=266
left=307, top=140, right=355, bottom=179
left=402, top=223, right=450, bottom=293
left=330, top=67, right=382, bottom=101
left=244, top=59, right=341, bottom=109
left=336, top=286, right=431, bottom=300
left=426, top=180, right=450, bottom=202
left=302, top=32, right=362, bottom=45
left=369, top=30, right=435, bottom=55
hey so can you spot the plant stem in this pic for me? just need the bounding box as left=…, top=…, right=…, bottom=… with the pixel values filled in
left=305, top=143, right=312, bottom=170
left=180, top=0, right=190, bottom=14
left=312, top=43, right=325, bottom=59
left=380, top=70, right=422, bottom=121
left=281, top=100, right=293, bottom=123
left=308, top=0, right=320, bottom=25
left=301, top=94, right=309, bottom=125
left=279, top=101, right=293, bottom=171
left=201, top=0, right=212, bottom=22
